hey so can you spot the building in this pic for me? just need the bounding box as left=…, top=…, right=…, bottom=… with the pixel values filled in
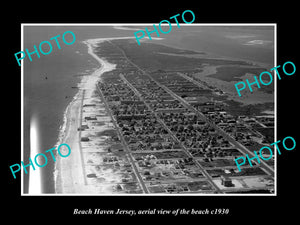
left=220, top=175, right=233, bottom=187
left=81, top=137, right=90, bottom=142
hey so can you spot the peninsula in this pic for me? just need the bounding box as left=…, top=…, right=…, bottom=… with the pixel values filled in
left=55, top=37, right=274, bottom=194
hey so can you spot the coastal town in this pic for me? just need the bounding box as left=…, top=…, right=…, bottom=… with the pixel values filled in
left=63, top=38, right=275, bottom=194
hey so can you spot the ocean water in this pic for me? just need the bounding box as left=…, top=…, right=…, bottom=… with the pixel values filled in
left=23, top=25, right=274, bottom=194
left=155, top=26, right=274, bottom=67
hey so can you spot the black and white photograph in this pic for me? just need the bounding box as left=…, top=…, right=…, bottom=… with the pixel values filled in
left=5, top=3, right=298, bottom=221
left=22, top=24, right=276, bottom=195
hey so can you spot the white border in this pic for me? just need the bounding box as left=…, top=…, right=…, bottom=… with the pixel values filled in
left=21, top=23, right=277, bottom=196
left=21, top=24, right=24, bottom=195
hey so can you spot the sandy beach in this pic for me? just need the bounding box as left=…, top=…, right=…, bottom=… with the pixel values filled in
left=55, top=38, right=118, bottom=194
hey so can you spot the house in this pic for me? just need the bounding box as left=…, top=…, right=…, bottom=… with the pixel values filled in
left=220, top=175, right=234, bottom=187
left=77, top=124, right=89, bottom=131
left=83, top=104, right=96, bottom=107
left=81, top=137, right=89, bottom=142
left=84, top=116, right=97, bottom=121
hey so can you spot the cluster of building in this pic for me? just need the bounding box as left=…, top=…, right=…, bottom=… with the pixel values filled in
left=95, top=67, right=274, bottom=194
left=99, top=80, right=180, bottom=152
left=88, top=40, right=275, bottom=194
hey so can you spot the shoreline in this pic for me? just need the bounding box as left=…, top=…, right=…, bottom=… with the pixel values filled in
left=54, top=38, right=119, bottom=194
left=191, top=64, right=274, bottom=106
